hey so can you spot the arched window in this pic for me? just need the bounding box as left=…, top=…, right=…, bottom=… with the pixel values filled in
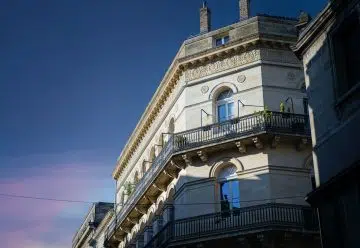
left=218, top=164, right=240, bottom=212
left=216, top=89, right=234, bottom=122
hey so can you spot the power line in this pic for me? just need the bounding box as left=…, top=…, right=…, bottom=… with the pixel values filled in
left=0, top=192, right=305, bottom=206
left=0, top=193, right=94, bottom=204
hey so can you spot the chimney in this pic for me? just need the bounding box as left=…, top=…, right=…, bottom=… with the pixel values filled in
left=239, top=0, right=250, bottom=20
left=200, top=1, right=211, bottom=33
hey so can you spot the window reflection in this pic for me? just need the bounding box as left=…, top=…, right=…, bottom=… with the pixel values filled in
left=220, top=180, right=240, bottom=211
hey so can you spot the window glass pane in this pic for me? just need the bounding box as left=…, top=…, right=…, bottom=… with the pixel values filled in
left=231, top=181, right=240, bottom=209
left=216, top=38, right=222, bottom=46
left=217, top=90, right=233, bottom=101
left=227, top=102, right=234, bottom=119
left=224, top=36, right=230, bottom=44
left=220, top=182, right=231, bottom=212
left=218, top=104, right=227, bottom=122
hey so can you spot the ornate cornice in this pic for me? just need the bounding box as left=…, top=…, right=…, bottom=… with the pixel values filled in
left=112, top=37, right=296, bottom=180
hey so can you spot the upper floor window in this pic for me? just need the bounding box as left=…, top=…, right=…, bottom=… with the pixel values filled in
left=218, top=165, right=240, bottom=212
left=216, top=89, right=234, bottom=122
left=215, top=36, right=230, bottom=47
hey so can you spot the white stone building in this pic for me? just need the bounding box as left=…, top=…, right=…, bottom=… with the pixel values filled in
left=74, top=1, right=321, bottom=248
left=293, top=0, right=360, bottom=247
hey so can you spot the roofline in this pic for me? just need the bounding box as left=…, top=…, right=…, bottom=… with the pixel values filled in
left=112, top=14, right=299, bottom=180
left=292, top=2, right=334, bottom=57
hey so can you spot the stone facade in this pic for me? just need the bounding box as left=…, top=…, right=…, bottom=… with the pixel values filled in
left=293, top=0, right=360, bottom=247
left=74, top=4, right=323, bottom=248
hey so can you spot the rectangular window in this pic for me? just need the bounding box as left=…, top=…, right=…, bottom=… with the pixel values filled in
left=215, top=36, right=230, bottom=47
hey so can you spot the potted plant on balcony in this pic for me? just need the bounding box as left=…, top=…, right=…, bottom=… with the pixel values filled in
left=254, top=106, right=272, bottom=130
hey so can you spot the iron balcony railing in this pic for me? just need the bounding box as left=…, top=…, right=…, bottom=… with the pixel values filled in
left=105, top=112, right=310, bottom=242
left=144, top=203, right=319, bottom=248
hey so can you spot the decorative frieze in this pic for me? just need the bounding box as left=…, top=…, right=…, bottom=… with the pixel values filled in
left=185, top=49, right=261, bottom=81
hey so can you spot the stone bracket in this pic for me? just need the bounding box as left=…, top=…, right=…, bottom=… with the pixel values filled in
left=296, top=138, right=308, bottom=151
left=120, top=226, right=132, bottom=234
left=252, top=137, right=263, bottom=149
left=144, top=195, right=157, bottom=204
left=197, top=150, right=208, bottom=162
left=126, top=217, right=138, bottom=225
left=235, top=141, right=247, bottom=153
left=152, top=183, right=167, bottom=192
left=182, top=154, right=192, bottom=166
left=271, top=136, right=280, bottom=148
left=170, top=160, right=185, bottom=170
left=164, top=169, right=176, bottom=179
left=135, top=206, right=147, bottom=215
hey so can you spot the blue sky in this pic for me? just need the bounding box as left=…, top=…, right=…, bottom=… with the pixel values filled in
left=0, top=0, right=327, bottom=247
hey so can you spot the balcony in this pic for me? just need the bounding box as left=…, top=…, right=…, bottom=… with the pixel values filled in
left=105, top=112, right=311, bottom=246
left=73, top=202, right=113, bottom=248
left=144, top=203, right=319, bottom=248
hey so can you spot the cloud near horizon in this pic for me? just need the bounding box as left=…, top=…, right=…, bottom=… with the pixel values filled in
left=0, top=151, right=114, bottom=248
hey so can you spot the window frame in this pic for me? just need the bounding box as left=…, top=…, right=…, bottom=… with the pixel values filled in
left=216, top=90, right=235, bottom=123
left=215, top=35, right=230, bottom=47
left=219, top=179, right=240, bottom=212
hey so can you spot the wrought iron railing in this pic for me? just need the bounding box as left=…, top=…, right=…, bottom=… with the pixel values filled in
left=173, top=111, right=310, bottom=151
left=72, top=204, right=96, bottom=248
left=105, top=112, right=310, bottom=243
left=144, top=203, right=318, bottom=248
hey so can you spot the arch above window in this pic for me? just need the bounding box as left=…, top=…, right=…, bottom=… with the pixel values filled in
left=217, top=90, right=233, bottom=101
left=209, top=157, right=244, bottom=178
left=218, top=164, right=237, bottom=180
left=208, top=82, right=238, bottom=100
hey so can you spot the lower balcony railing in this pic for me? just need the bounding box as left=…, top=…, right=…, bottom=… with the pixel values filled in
left=105, top=112, right=311, bottom=243
left=144, top=203, right=319, bottom=248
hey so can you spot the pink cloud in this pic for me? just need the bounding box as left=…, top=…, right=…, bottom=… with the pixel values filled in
left=0, top=154, right=114, bottom=248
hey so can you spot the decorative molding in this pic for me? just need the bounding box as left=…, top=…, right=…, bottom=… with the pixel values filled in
left=297, top=138, right=308, bottom=151
left=185, top=49, right=261, bottom=81
left=182, top=154, right=193, bottom=167
left=235, top=141, right=247, bottom=153
left=200, top=85, right=209, bottom=94
left=252, top=137, right=263, bottom=149
left=287, top=71, right=296, bottom=82
left=197, top=150, right=208, bottom=162
left=271, top=136, right=281, bottom=148
left=237, top=74, right=246, bottom=83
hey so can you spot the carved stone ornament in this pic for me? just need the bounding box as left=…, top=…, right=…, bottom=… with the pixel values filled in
left=287, top=72, right=296, bottom=82
left=201, top=85, right=209, bottom=94
left=185, top=49, right=261, bottom=81
left=237, top=74, right=246, bottom=83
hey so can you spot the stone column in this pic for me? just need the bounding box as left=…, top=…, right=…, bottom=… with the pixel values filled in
left=143, top=225, right=153, bottom=245
left=200, top=1, right=211, bottom=33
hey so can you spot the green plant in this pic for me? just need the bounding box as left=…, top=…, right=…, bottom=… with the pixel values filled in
left=280, top=101, right=285, bottom=113
left=124, top=182, right=134, bottom=196
left=254, top=105, right=273, bottom=120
